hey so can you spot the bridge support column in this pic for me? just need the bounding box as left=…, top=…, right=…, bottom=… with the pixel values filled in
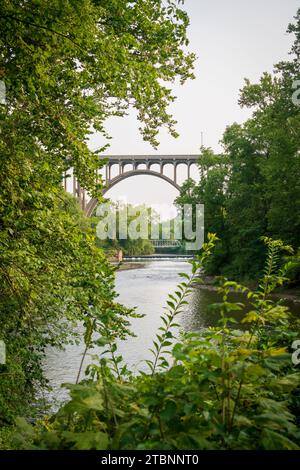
left=174, top=163, right=177, bottom=184
left=82, top=188, right=86, bottom=211
left=73, top=174, right=83, bottom=200
left=63, top=172, right=67, bottom=191
left=187, top=163, right=191, bottom=179
left=77, top=181, right=81, bottom=200
left=73, top=173, right=76, bottom=197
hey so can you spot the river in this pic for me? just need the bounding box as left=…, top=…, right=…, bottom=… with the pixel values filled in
left=43, top=259, right=300, bottom=406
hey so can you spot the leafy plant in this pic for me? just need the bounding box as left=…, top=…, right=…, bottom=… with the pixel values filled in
left=16, top=235, right=300, bottom=450
left=0, top=0, right=195, bottom=422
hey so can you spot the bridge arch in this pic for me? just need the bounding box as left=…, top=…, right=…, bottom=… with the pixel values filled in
left=104, top=169, right=181, bottom=194
left=86, top=170, right=181, bottom=216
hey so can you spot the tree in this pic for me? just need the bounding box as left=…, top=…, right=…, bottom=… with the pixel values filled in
left=175, top=148, right=229, bottom=270
left=0, top=0, right=195, bottom=420
left=175, top=9, right=300, bottom=279
left=0, top=0, right=195, bottom=191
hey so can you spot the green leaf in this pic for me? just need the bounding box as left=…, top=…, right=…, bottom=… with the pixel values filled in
left=261, top=430, right=299, bottom=450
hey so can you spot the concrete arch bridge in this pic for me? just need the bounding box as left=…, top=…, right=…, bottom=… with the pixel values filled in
left=63, top=154, right=199, bottom=216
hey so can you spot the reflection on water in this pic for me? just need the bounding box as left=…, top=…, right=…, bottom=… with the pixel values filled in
left=43, top=260, right=300, bottom=404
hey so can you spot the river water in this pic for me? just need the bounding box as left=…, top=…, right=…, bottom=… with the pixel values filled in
left=43, top=259, right=300, bottom=405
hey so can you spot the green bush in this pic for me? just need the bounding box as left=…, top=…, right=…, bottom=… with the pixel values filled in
left=0, top=193, right=135, bottom=423
left=15, top=235, right=300, bottom=450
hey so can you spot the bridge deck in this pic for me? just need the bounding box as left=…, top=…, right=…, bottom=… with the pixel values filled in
left=102, top=154, right=199, bottom=163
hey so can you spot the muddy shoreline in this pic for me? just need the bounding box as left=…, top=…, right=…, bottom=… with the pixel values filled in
left=112, top=262, right=146, bottom=272
left=197, top=275, right=300, bottom=304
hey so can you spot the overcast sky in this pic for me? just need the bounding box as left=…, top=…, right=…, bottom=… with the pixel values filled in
left=89, top=0, right=299, bottom=212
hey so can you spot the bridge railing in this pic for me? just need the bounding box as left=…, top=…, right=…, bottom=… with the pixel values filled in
left=150, top=240, right=182, bottom=248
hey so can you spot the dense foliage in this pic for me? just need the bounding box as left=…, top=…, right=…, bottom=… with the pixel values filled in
left=0, top=192, right=136, bottom=421
left=0, top=0, right=194, bottom=423
left=15, top=236, right=300, bottom=450
left=1, top=0, right=299, bottom=452
left=176, top=10, right=300, bottom=279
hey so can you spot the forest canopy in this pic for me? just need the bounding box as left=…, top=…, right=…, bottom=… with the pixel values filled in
left=176, top=9, right=300, bottom=279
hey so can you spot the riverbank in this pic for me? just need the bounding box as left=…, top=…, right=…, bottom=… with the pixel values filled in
left=198, top=275, right=300, bottom=305
left=110, top=262, right=146, bottom=271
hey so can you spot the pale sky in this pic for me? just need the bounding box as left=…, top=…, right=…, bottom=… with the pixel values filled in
left=88, top=0, right=299, bottom=212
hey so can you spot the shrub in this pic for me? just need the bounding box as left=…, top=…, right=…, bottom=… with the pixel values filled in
left=15, top=235, right=300, bottom=450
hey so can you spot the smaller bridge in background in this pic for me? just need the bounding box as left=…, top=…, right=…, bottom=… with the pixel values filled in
left=150, top=240, right=182, bottom=248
